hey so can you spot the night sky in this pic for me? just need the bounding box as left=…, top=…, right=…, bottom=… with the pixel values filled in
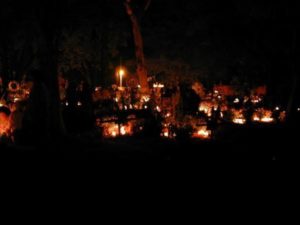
left=1, top=0, right=299, bottom=99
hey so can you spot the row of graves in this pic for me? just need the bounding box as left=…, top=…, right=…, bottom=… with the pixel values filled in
left=1, top=75, right=299, bottom=143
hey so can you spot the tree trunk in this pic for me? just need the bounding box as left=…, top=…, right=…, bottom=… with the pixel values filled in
left=286, top=26, right=298, bottom=124
left=38, top=1, right=66, bottom=139
left=44, top=39, right=66, bottom=138
left=125, top=0, right=149, bottom=94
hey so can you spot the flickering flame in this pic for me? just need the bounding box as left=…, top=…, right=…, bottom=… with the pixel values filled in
left=111, top=131, right=117, bottom=137
left=198, top=130, right=209, bottom=138
left=142, top=96, right=150, bottom=102
left=118, top=69, right=125, bottom=77
left=103, top=123, right=133, bottom=138
left=77, top=101, right=82, bottom=107
left=161, top=127, right=173, bottom=138
left=253, top=116, right=260, bottom=122
left=13, top=98, right=21, bottom=103
left=261, top=117, right=274, bottom=123
left=251, top=96, right=262, bottom=104
left=193, top=127, right=211, bottom=139
left=275, top=107, right=280, bottom=111
left=153, top=83, right=165, bottom=88
left=232, top=109, right=246, bottom=124
left=163, top=131, right=169, bottom=137
left=233, top=118, right=246, bottom=124
left=156, top=106, right=161, bottom=112
left=198, top=105, right=208, bottom=113
left=120, top=126, right=126, bottom=136
left=252, top=110, right=274, bottom=123
left=234, top=98, right=240, bottom=104
left=165, top=113, right=171, bottom=118
left=106, top=124, right=119, bottom=138
left=198, top=102, right=217, bottom=117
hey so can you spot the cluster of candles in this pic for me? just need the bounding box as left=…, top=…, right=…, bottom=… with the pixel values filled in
left=102, top=123, right=133, bottom=138
left=198, top=94, right=287, bottom=125
left=99, top=88, right=297, bottom=140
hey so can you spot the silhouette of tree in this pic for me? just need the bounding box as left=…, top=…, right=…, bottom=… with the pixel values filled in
left=124, top=0, right=151, bottom=93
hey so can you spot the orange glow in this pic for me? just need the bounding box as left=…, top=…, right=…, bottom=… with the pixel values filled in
left=119, top=69, right=125, bottom=77
left=233, top=118, right=246, bottom=125
left=163, top=131, right=169, bottom=137
left=0, top=100, right=5, bottom=107
left=0, top=112, right=10, bottom=135
left=260, top=110, right=274, bottom=123
left=193, top=127, right=211, bottom=139
left=153, top=83, right=165, bottom=88
left=252, top=109, right=274, bottom=123
left=142, top=95, right=150, bottom=102
left=161, top=126, right=175, bottom=139
left=161, top=126, right=169, bottom=138
left=116, top=67, right=126, bottom=88
left=251, top=96, right=262, bottom=104
left=232, top=110, right=246, bottom=124
left=253, top=116, right=260, bottom=122
left=111, top=131, right=117, bottom=137
left=261, top=117, right=274, bottom=123
left=198, top=101, right=218, bottom=117
left=120, top=126, right=126, bottom=135
left=165, top=113, right=171, bottom=118
left=103, top=123, right=133, bottom=138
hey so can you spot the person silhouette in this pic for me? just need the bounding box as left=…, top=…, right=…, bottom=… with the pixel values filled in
left=23, top=70, right=50, bottom=145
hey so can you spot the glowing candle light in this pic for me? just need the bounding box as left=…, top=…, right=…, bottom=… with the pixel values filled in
left=234, top=98, right=240, bottom=104
left=120, top=126, right=126, bottom=136
left=111, top=131, right=117, bottom=137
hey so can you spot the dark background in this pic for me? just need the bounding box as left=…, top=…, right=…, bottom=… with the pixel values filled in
left=0, top=0, right=299, bottom=103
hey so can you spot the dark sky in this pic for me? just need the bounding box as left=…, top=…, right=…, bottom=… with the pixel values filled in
left=1, top=0, right=299, bottom=91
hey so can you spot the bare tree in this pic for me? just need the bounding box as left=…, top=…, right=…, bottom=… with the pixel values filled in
left=124, top=0, right=151, bottom=94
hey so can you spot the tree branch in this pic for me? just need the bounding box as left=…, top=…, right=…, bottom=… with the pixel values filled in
left=144, top=0, right=151, bottom=11
left=124, top=0, right=133, bottom=16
